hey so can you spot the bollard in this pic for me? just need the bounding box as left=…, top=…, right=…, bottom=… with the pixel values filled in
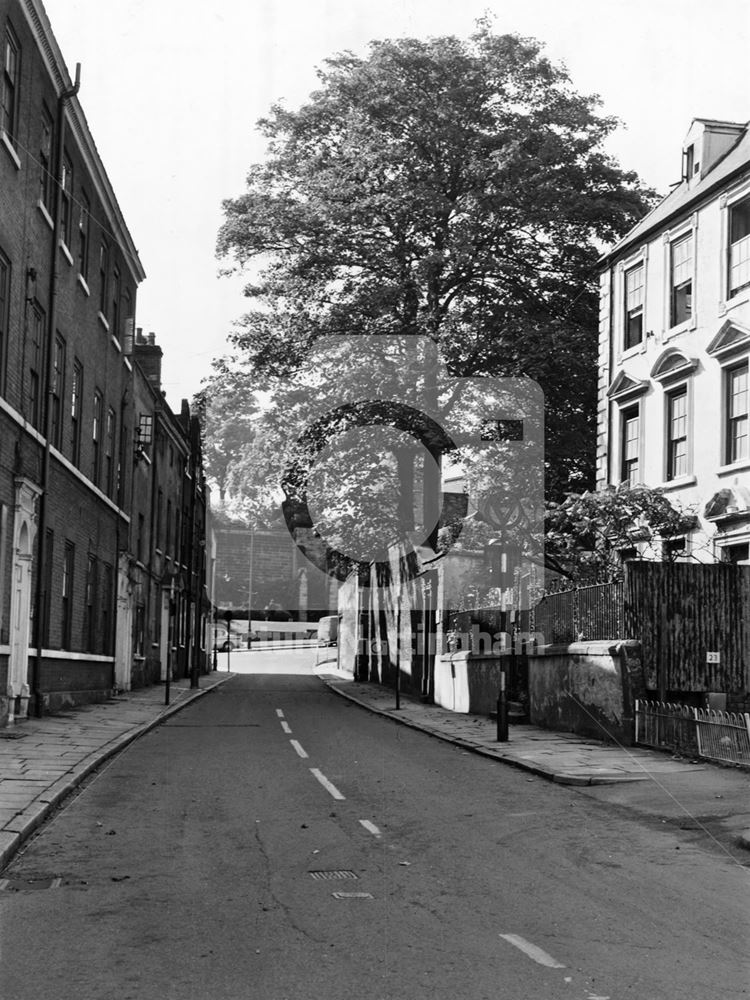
left=497, top=670, right=508, bottom=742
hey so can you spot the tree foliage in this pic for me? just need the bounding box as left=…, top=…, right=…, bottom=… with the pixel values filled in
left=544, top=485, right=702, bottom=581
left=217, top=24, right=656, bottom=505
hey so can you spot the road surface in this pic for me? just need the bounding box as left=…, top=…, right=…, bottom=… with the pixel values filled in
left=1, top=647, right=747, bottom=999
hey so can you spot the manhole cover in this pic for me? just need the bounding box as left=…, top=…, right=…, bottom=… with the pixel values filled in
left=308, top=870, right=359, bottom=881
left=0, top=877, right=61, bottom=891
left=0, top=731, right=27, bottom=740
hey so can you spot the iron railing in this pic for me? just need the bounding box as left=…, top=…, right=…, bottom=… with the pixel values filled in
left=634, top=699, right=698, bottom=755
left=695, top=708, right=750, bottom=765
left=635, top=699, right=750, bottom=767
left=532, top=581, right=624, bottom=644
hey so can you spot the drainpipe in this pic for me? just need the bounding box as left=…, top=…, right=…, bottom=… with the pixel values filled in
left=32, top=64, right=81, bottom=717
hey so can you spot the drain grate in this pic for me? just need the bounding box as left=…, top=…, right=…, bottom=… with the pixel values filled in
left=308, top=870, right=359, bottom=881
left=332, top=892, right=373, bottom=899
left=0, top=731, right=27, bottom=740
left=0, top=877, right=61, bottom=891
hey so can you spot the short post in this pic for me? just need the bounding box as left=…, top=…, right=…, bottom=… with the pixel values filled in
left=497, top=670, right=508, bottom=742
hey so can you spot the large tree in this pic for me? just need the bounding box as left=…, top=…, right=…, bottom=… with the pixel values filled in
left=214, top=24, right=658, bottom=579
left=217, top=24, right=654, bottom=494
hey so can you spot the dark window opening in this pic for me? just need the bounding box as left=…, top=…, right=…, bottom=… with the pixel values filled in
left=1, top=28, right=19, bottom=142
left=50, top=334, right=66, bottom=449
left=39, top=107, right=53, bottom=210
left=61, top=541, right=74, bottom=649
left=729, top=197, right=750, bottom=297
left=78, top=191, right=90, bottom=279
left=722, top=543, right=749, bottom=564
left=60, top=153, right=73, bottom=248
left=620, top=404, right=640, bottom=486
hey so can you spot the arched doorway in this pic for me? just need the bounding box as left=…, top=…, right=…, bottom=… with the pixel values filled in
left=8, top=479, right=40, bottom=722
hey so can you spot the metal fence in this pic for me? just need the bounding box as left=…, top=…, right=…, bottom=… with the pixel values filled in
left=635, top=699, right=750, bottom=767
left=532, top=581, right=624, bottom=644
left=695, top=708, right=750, bottom=765
left=634, top=699, right=698, bottom=755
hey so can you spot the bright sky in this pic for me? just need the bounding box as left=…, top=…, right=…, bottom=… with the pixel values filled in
left=42, top=0, right=750, bottom=410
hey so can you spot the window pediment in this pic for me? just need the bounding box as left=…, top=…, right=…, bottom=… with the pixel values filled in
left=607, top=371, right=650, bottom=402
left=706, top=320, right=750, bottom=360
left=650, top=349, right=699, bottom=383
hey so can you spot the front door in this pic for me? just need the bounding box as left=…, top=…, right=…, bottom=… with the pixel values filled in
left=7, top=480, right=40, bottom=720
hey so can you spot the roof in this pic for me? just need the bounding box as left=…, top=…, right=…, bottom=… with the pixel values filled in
left=602, top=121, right=750, bottom=266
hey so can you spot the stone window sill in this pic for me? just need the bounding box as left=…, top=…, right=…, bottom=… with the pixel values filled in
left=0, top=130, right=20, bottom=169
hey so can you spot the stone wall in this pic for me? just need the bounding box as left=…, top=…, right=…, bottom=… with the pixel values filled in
left=435, top=641, right=643, bottom=744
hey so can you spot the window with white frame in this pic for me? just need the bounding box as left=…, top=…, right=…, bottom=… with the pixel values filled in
left=70, top=359, right=82, bottom=465
left=620, top=404, right=640, bottom=485
left=39, top=106, right=53, bottom=211
left=729, top=197, right=750, bottom=298
left=624, top=263, right=644, bottom=350
left=1, top=26, right=19, bottom=143
left=670, top=234, right=693, bottom=327
left=0, top=249, right=8, bottom=390
left=78, top=191, right=90, bottom=280
left=725, top=361, right=748, bottom=464
left=60, top=153, right=73, bottom=248
left=666, top=386, right=688, bottom=480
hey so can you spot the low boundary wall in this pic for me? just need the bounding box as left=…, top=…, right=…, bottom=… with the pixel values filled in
left=435, top=641, right=643, bottom=744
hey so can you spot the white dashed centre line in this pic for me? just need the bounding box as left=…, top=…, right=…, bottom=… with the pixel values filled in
left=359, top=820, right=381, bottom=837
left=499, top=934, right=565, bottom=969
left=309, top=768, right=345, bottom=800
left=280, top=721, right=292, bottom=734
left=289, top=740, right=308, bottom=759
left=275, top=709, right=284, bottom=718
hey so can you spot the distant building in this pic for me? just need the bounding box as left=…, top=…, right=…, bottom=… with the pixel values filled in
left=597, top=118, right=750, bottom=563
left=212, top=509, right=335, bottom=622
left=116, top=331, right=210, bottom=692
left=0, top=0, right=210, bottom=723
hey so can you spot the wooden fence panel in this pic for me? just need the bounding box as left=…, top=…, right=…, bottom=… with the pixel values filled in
left=625, top=562, right=750, bottom=696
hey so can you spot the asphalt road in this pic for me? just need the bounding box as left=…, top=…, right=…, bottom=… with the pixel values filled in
left=1, top=648, right=748, bottom=1000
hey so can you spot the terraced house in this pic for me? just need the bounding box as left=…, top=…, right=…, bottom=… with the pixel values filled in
left=0, top=0, right=210, bottom=724
left=598, top=118, right=750, bottom=564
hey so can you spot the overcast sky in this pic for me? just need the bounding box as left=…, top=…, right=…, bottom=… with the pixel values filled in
left=42, top=0, right=750, bottom=409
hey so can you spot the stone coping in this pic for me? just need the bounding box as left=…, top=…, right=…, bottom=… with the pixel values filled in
left=441, top=639, right=640, bottom=660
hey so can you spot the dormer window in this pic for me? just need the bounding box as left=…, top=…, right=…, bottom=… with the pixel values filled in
left=684, top=144, right=696, bottom=180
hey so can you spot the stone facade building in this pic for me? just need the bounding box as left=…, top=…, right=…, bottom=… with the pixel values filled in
left=597, top=118, right=750, bottom=563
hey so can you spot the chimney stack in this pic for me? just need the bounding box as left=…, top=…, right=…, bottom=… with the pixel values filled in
left=133, top=329, right=163, bottom=391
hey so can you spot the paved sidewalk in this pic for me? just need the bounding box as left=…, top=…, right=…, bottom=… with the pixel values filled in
left=317, top=670, right=750, bottom=853
left=0, top=672, right=233, bottom=870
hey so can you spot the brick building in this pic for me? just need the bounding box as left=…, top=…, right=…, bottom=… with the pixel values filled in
left=116, top=331, right=210, bottom=692
left=0, top=0, right=210, bottom=723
